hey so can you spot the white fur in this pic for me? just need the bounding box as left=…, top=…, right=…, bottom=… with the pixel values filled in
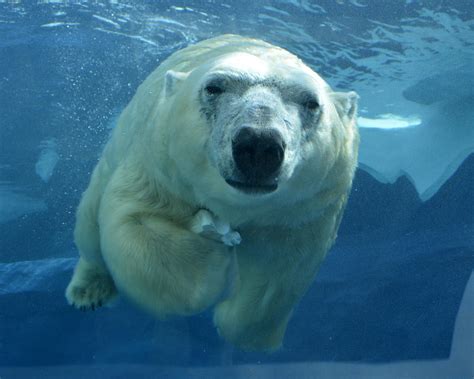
left=65, top=35, right=359, bottom=351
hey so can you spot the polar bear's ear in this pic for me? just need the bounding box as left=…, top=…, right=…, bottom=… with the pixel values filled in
left=331, top=91, right=359, bottom=120
left=164, top=70, right=189, bottom=97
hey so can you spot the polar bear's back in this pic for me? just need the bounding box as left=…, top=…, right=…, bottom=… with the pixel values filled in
left=157, top=34, right=296, bottom=74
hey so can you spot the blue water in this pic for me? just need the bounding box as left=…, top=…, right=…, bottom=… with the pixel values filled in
left=0, top=1, right=473, bottom=378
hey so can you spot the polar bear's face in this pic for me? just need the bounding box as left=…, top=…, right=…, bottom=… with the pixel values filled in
left=197, top=55, right=320, bottom=196
left=166, top=52, right=357, bottom=203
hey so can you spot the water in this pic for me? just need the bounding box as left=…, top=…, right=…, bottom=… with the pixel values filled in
left=0, top=1, right=473, bottom=378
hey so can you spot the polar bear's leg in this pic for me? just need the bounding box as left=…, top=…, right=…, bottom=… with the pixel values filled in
left=97, top=167, right=237, bottom=317
left=100, top=212, right=236, bottom=317
left=214, top=206, right=342, bottom=351
left=65, top=257, right=117, bottom=310
left=66, top=160, right=117, bottom=310
left=215, top=245, right=312, bottom=351
left=213, top=275, right=296, bottom=352
left=73, top=160, right=111, bottom=265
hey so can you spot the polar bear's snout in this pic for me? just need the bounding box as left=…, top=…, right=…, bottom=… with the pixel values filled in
left=231, top=126, right=285, bottom=188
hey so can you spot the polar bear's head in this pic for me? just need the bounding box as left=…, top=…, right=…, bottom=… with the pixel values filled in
left=158, top=48, right=358, bottom=216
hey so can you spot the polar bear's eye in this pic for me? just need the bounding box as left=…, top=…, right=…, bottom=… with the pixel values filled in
left=205, top=85, right=225, bottom=96
left=305, top=99, right=319, bottom=111
left=298, top=91, right=320, bottom=112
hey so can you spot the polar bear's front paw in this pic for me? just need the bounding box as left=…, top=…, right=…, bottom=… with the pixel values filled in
left=66, top=277, right=116, bottom=311
left=65, top=259, right=117, bottom=311
left=190, top=209, right=241, bottom=247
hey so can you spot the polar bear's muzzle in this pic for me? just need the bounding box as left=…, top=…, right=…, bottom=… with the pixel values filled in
left=226, top=126, right=285, bottom=195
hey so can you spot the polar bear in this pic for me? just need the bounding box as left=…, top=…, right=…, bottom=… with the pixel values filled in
left=65, top=34, right=359, bottom=351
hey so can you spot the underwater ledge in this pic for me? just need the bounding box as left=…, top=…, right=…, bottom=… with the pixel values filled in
left=0, top=269, right=472, bottom=378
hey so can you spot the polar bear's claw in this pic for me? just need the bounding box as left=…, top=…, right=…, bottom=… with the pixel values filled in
left=66, top=260, right=117, bottom=311
left=68, top=280, right=115, bottom=311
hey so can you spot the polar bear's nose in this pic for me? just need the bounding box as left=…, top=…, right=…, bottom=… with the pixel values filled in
left=232, top=126, right=285, bottom=182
